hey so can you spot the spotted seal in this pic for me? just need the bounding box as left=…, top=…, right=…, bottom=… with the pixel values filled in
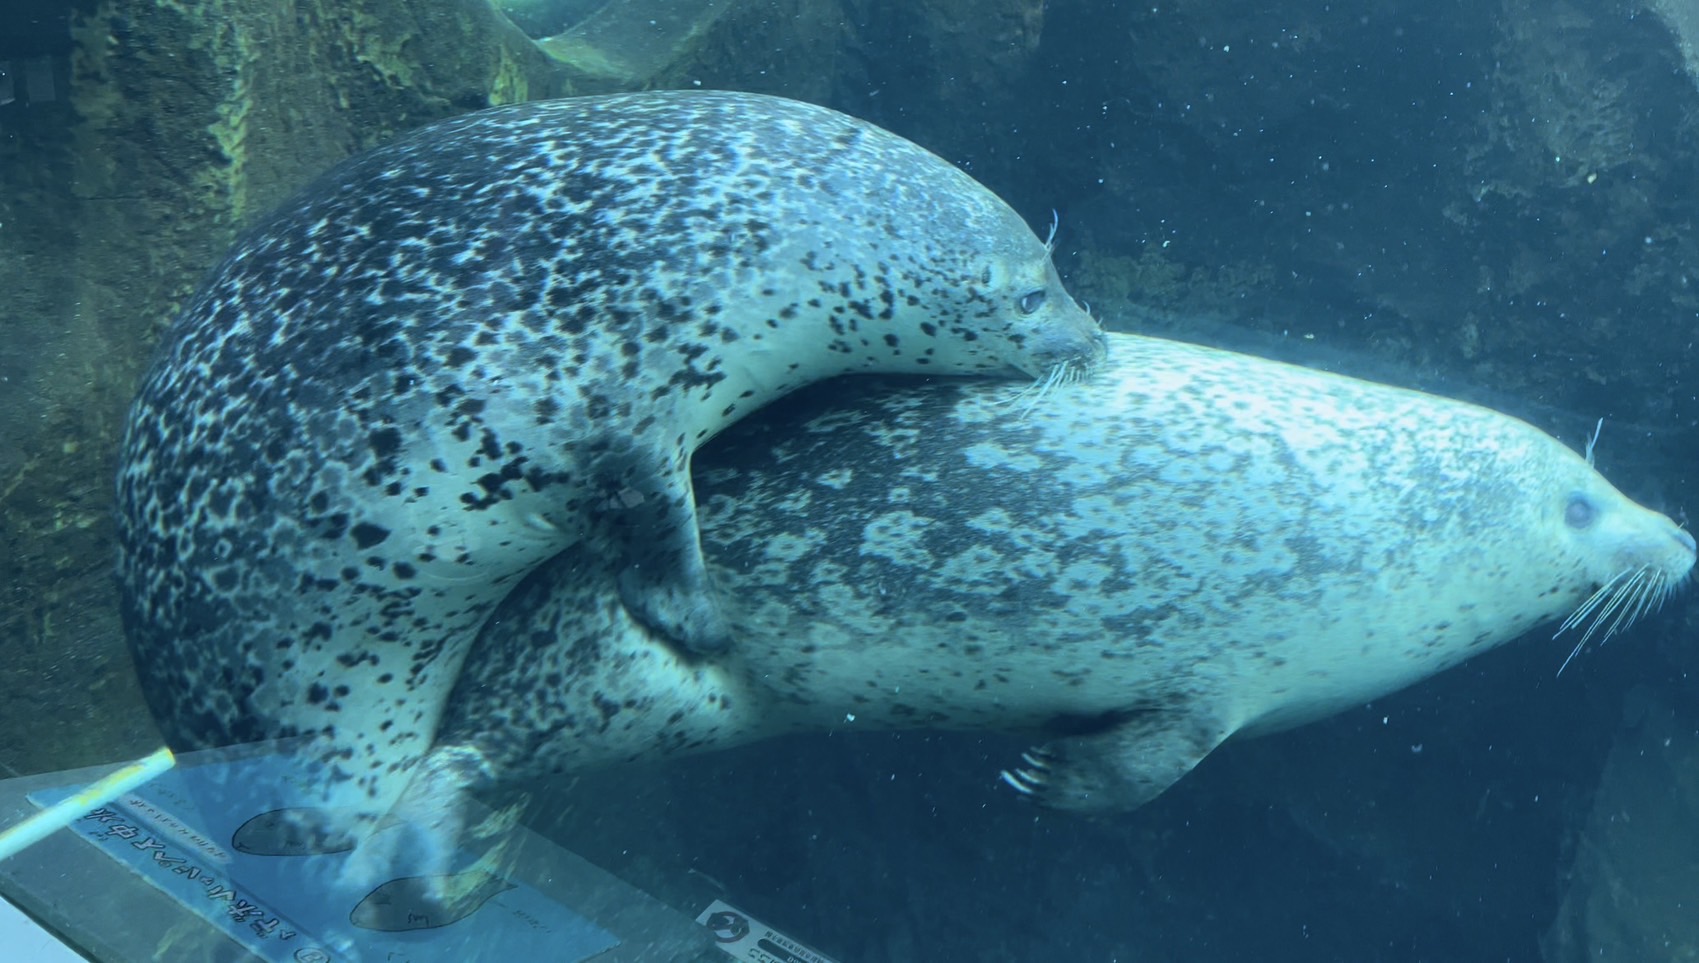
left=436, top=331, right=1694, bottom=811
left=114, top=90, right=1105, bottom=838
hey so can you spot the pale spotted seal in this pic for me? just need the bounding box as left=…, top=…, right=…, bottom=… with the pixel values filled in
left=437, top=331, right=1693, bottom=811
left=114, top=90, right=1105, bottom=842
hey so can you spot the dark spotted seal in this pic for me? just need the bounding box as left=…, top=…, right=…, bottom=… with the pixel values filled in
left=114, top=90, right=1105, bottom=842
left=438, top=331, right=1693, bottom=811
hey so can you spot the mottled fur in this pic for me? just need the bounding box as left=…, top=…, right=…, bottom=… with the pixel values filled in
left=115, top=90, right=1103, bottom=834
left=440, top=332, right=1694, bottom=810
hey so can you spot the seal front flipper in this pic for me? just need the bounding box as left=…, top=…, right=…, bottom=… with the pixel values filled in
left=999, top=710, right=1231, bottom=812
left=597, top=455, right=730, bottom=655
left=616, top=557, right=729, bottom=656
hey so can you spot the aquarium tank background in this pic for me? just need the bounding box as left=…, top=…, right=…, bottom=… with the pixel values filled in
left=2, top=0, right=1699, bottom=960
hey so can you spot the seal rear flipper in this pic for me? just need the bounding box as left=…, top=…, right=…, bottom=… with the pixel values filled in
left=999, top=711, right=1230, bottom=813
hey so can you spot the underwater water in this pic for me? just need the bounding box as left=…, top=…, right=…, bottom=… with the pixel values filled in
left=3, top=1, right=1699, bottom=961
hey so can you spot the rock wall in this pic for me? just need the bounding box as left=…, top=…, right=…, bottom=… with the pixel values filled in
left=0, top=0, right=572, bottom=772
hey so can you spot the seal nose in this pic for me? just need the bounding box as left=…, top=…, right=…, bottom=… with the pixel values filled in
left=1024, top=324, right=1107, bottom=376
left=1676, top=526, right=1697, bottom=555
left=1061, top=326, right=1110, bottom=368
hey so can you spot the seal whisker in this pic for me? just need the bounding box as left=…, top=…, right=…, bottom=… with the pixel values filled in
left=1003, top=361, right=1069, bottom=419
left=1554, top=568, right=1629, bottom=637
left=1599, top=571, right=1651, bottom=640
left=1554, top=569, right=1630, bottom=674
left=1000, top=378, right=1044, bottom=413
left=1654, top=567, right=1683, bottom=613
left=1583, top=417, right=1604, bottom=468
left=1014, top=361, right=1074, bottom=419
left=1589, top=569, right=1650, bottom=641
left=1626, top=567, right=1669, bottom=626
left=1554, top=566, right=1663, bottom=674
left=1064, top=359, right=1088, bottom=388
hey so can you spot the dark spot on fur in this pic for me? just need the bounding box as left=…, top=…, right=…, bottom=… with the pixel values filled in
left=350, top=522, right=390, bottom=548
left=593, top=693, right=621, bottom=723
left=320, top=513, right=350, bottom=540
left=369, top=428, right=402, bottom=458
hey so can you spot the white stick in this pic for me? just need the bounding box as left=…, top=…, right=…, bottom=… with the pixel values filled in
left=0, top=747, right=176, bottom=862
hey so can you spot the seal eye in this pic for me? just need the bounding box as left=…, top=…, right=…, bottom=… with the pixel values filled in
left=1565, top=493, right=1597, bottom=530
left=1018, top=289, right=1048, bottom=314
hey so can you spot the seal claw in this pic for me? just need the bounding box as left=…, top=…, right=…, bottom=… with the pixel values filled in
left=999, top=747, right=1058, bottom=800
left=998, top=768, right=1040, bottom=795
